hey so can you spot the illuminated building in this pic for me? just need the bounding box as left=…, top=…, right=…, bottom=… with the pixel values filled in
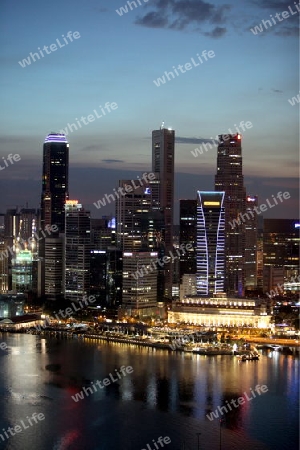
left=215, top=133, right=246, bottom=296
left=122, top=251, right=158, bottom=317
left=179, top=199, right=197, bottom=281
left=244, top=195, right=258, bottom=290
left=196, top=191, right=225, bottom=297
left=0, top=294, right=25, bottom=318
left=11, top=249, right=33, bottom=293
left=116, top=179, right=153, bottom=252
left=263, top=219, right=299, bottom=294
left=45, top=236, right=64, bottom=300
left=65, top=200, right=91, bottom=301
left=169, top=296, right=272, bottom=328
left=152, top=127, right=175, bottom=299
left=41, top=133, right=69, bottom=233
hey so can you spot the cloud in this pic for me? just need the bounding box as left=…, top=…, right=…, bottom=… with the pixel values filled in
left=272, top=88, right=283, bottom=93
left=135, top=0, right=231, bottom=36
left=102, top=159, right=124, bottom=164
left=81, top=145, right=100, bottom=152
left=176, top=136, right=215, bottom=145
left=204, top=27, right=227, bottom=38
left=251, top=0, right=292, bottom=10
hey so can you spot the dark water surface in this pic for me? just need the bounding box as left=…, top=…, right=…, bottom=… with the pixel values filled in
left=0, top=333, right=298, bottom=450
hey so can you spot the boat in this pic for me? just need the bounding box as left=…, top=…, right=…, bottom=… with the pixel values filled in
left=237, top=352, right=260, bottom=361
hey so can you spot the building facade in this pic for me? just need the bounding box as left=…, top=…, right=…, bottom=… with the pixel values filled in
left=65, top=200, right=91, bottom=301
left=196, top=191, right=225, bottom=297
left=215, top=134, right=246, bottom=296
left=179, top=199, right=197, bottom=281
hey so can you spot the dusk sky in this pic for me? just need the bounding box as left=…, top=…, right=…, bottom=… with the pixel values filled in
left=0, top=0, right=299, bottom=221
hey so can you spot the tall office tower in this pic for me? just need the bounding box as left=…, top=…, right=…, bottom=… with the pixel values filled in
left=116, top=179, right=154, bottom=252
left=65, top=200, right=91, bottom=302
left=196, top=191, right=225, bottom=297
left=179, top=199, right=197, bottom=281
left=91, top=217, right=115, bottom=250
left=4, top=209, right=20, bottom=291
left=263, top=219, right=299, bottom=294
left=11, top=249, right=33, bottom=293
left=18, top=209, right=37, bottom=252
left=215, top=133, right=246, bottom=296
left=122, top=251, right=158, bottom=317
left=45, top=236, right=64, bottom=300
left=152, top=126, right=175, bottom=299
left=41, top=133, right=69, bottom=233
left=244, top=195, right=258, bottom=290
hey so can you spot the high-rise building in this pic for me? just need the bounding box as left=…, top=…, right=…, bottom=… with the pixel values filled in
left=215, top=133, right=246, bottom=296
left=263, top=219, right=299, bottom=294
left=179, top=199, right=197, bottom=281
left=65, top=200, right=91, bottom=301
left=45, top=236, right=64, bottom=300
left=116, top=179, right=153, bottom=252
left=196, top=191, right=225, bottom=297
left=11, top=249, right=33, bottom=293
left=152, top=127, right=175, bottom=299
left=122, top=251, right=158, bottom=317
left=244, top=195, right=258, bottom=290
left=41, top=133, right=69, bottom=233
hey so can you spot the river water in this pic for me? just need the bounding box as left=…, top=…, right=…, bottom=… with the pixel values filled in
left=0, top=333, right=298, bottom=450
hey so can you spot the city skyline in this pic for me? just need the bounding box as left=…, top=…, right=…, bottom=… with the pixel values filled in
left=0, top=0, right=298, bottom=220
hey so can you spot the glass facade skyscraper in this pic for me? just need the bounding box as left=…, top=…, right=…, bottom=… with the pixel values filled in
left=41, top=133, right=69, bottom=233
left=215, top=134, right=246, bottom=296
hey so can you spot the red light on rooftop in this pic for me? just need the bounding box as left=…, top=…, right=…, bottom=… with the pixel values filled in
left=237, top=134, right=241, bottom=140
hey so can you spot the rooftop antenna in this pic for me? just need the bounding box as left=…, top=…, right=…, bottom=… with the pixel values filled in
left=161, top=121, right=165, bottom=129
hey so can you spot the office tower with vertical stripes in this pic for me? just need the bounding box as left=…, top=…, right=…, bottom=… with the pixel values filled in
left=196, top=191, right=225, bottom=297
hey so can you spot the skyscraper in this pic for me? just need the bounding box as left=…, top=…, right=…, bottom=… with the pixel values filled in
left=196, top=191, right=225, bottom=297
left=244, top=195, right=258, bottom=290
left=116, top=179, right=153, bottom=252
left=41, top=133, right=69, bottom=233
left=215, top=133, right=246, bottom=296
left=179, top=199, right=197, bottom=281
left=152, top=126, right=175, bottom=299
left=64, top=200, right=91, bottom=302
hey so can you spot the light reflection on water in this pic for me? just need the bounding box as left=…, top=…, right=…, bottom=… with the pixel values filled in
left=0, top=333, right=298, bottom=450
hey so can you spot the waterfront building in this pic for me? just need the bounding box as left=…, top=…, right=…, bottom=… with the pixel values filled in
left=168, top=295, right=272, bottom=328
